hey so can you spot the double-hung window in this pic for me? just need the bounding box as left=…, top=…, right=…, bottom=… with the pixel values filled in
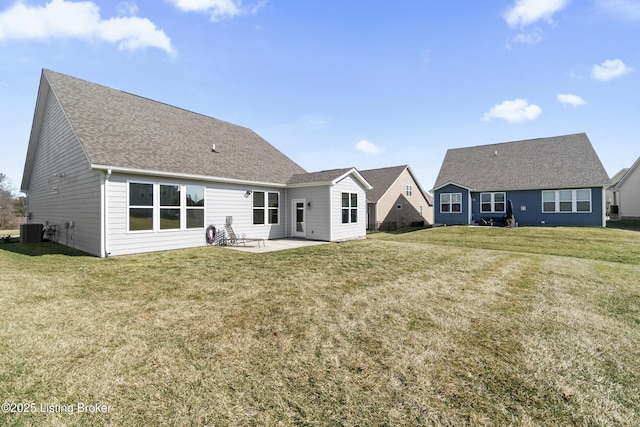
left=253, top=191, right=279, bottom=225
left=440, top=193, right=462, bottom=213
left=160, top=185, right=180, bottom=230
left=342, top=192, right=358, bottom=223
left=406, top=185, right=412, bottom=196
left=186, top=185, right=205, bottom=229
left=480, top=192, right=506, bottom=213
left=129, top=182, right=154, bottom=231
left=542, top=189, right=591, bottom=213
left=128, top=182, right=206, bottom=232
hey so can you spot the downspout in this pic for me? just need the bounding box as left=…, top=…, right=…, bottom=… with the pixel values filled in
left=101, top=168, right=112, bottom=257
left=468, top=189, right=472, bottom=225
left=602, top=187, right=607, bottom=227
left=24, top=192, right=29, bottom=224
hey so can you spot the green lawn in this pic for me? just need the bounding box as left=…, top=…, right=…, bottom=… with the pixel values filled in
left=1, top=227, right=639, bottom=426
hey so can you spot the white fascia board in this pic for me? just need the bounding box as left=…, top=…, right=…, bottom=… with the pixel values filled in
left=431, top=181, right=475, bottom=192
left=90, top=164, right=288, bottom=188
left=613, top=156, right=640, bottom=190
left=333, top=168, right=373, bottom=190
left=286, top=181, right=333, bottom=188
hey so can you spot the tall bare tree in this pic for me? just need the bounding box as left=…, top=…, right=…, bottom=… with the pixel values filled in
left=0, top=173, right=17, bottom=229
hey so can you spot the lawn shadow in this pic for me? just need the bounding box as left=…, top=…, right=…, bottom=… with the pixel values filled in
left=0, top=241, right=89, bottom=257
left=607, top=220, right=640, bottom=233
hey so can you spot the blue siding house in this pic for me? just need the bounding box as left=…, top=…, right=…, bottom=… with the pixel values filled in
left=432, top=134, right=611, bottom=227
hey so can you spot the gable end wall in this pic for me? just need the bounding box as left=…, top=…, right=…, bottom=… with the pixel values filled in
left=25, top=88, right=102, bottom=255
left=330, top=175, right=367, bottom=241
left=376, top=168, right=433, bottom=227
left=618, top=168, right=640, bottom=219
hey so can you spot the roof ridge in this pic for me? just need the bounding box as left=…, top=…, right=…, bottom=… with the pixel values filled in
left=43, top=69, right=253, bottom=133
left=448, top=132, right=587, bottom=151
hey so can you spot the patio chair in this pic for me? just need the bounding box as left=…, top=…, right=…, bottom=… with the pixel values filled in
left=224, top=224, right=265, bottom=248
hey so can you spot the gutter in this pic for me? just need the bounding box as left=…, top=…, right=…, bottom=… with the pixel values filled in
left=91, top=164, right=289, bottom=189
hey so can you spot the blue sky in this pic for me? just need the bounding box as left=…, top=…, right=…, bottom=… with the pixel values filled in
left=1, top=0, right=639, bottom=195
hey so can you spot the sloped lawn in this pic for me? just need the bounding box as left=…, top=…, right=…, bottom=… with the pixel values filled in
left=1, top=226, right=639, bottom=426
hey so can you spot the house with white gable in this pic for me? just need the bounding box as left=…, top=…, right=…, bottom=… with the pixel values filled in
left=20, top=70, right=371, bottom=256
left=608, top=156, right=640, bottom=220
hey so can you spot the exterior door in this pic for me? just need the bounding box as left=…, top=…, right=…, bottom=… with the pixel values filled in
left=292, top=199, right=306, bottom=238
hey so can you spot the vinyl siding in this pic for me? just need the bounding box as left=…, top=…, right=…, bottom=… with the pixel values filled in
left=375, top=168, right=433, bottom=226
left=434, top=184, right=470, bottom=225
left=470, top=188, right=605, bottom=226
left=287, top=186, right=331, bottom=241
left=106, top=174, right=285, bottom=256
left=330, top=175, right=367, bottom=241
left=618, top=168, right=640, bottom=219
left=24, top=88, right=102, bottom=256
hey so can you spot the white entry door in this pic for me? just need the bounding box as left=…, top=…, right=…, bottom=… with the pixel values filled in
left=292, top=199, right=306, bottom=238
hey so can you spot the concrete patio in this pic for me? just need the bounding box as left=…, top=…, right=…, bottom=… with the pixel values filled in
left=221, top=238, right=330, bottom=253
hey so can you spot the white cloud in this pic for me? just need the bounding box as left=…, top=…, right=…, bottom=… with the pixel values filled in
left=0, top=0, right=174, bottom=54
left=505, top=28, right=543, bottom=49
left=503, top=0, right=568, bottom=28
left=482, top=99, right=542, bottom=123
left=356, top=139, right=381, bottom=154
left=513, top=28, right=543, bottom=44
left=557, top=93, right=586, bottom=106
left=592, top=58, right=633, bottom=81
left=169, top=0, right=265, bottom=21
left=595, top=0, right=640, bottom=19
left=117, top=1, right=139, bottom=16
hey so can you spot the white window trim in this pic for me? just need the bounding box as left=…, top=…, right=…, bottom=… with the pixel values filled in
left=440, top=192, right=462, bottom=214
left=253, top=190, right=280, bottom=226
left=480, top=192, right=506, bottom=213
left=185, top=185, right=206, bottom=230
left=127, top=181, right=206, bottom=233
left=159, top=183, right=181, bottom=232
left=341, top=192, right=358, bottom=224
left=406, top=185, right=412, bottom=196
left=127, top=180, right=155, bottom=233
left=541, top=189, right=592, bottom=213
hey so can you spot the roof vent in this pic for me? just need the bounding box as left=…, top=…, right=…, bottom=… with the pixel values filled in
left=491, top=150, right=498, bottom=157
left=211, top=144, right=218, bottom=153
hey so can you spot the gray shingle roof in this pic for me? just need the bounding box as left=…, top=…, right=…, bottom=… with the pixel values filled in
left=433, top=133, right=611, bottom=191
left=360, top=165, right=433, bottom=205
left=288, top=168, right=354, bottom=185
left=43, top=69, right=306, bottom=184
left=608, top=167, right=630, bottom=188
left=360, top=165, right=408, bottom=202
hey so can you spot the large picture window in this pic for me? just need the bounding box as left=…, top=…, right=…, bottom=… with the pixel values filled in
left=253, top=191, right=279, bottom=225
left=129, top=182, right=153, bottom=231
left=440, top=193, right=462, bottom=213
left=342, top=192, right=358, bottom=223
left=480, top=192, right=505, bottom=213
left=542, top=189, right=592, bottom=213
left=128, top=182, right=206, bottom=232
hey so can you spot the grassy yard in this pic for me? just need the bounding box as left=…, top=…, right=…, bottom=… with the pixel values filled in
left=1, top=227, right=639, bottom=426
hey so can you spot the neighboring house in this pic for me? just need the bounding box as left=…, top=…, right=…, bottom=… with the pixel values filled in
left=360, top=165, right=433, bottom=229
left=20, top=69, right=372, bottom=257
left=432, top=133, right=611, bottom=227
left=607, top=156, right=640, bottom=220
left=606, top=167, right=629, bottom=217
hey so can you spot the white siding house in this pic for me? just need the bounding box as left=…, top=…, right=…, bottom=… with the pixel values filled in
left=287, top=168, right=370, bottom=242
left=609, top=156, right=640, bottom=220
left=21, top=69, right=372, bottom=256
